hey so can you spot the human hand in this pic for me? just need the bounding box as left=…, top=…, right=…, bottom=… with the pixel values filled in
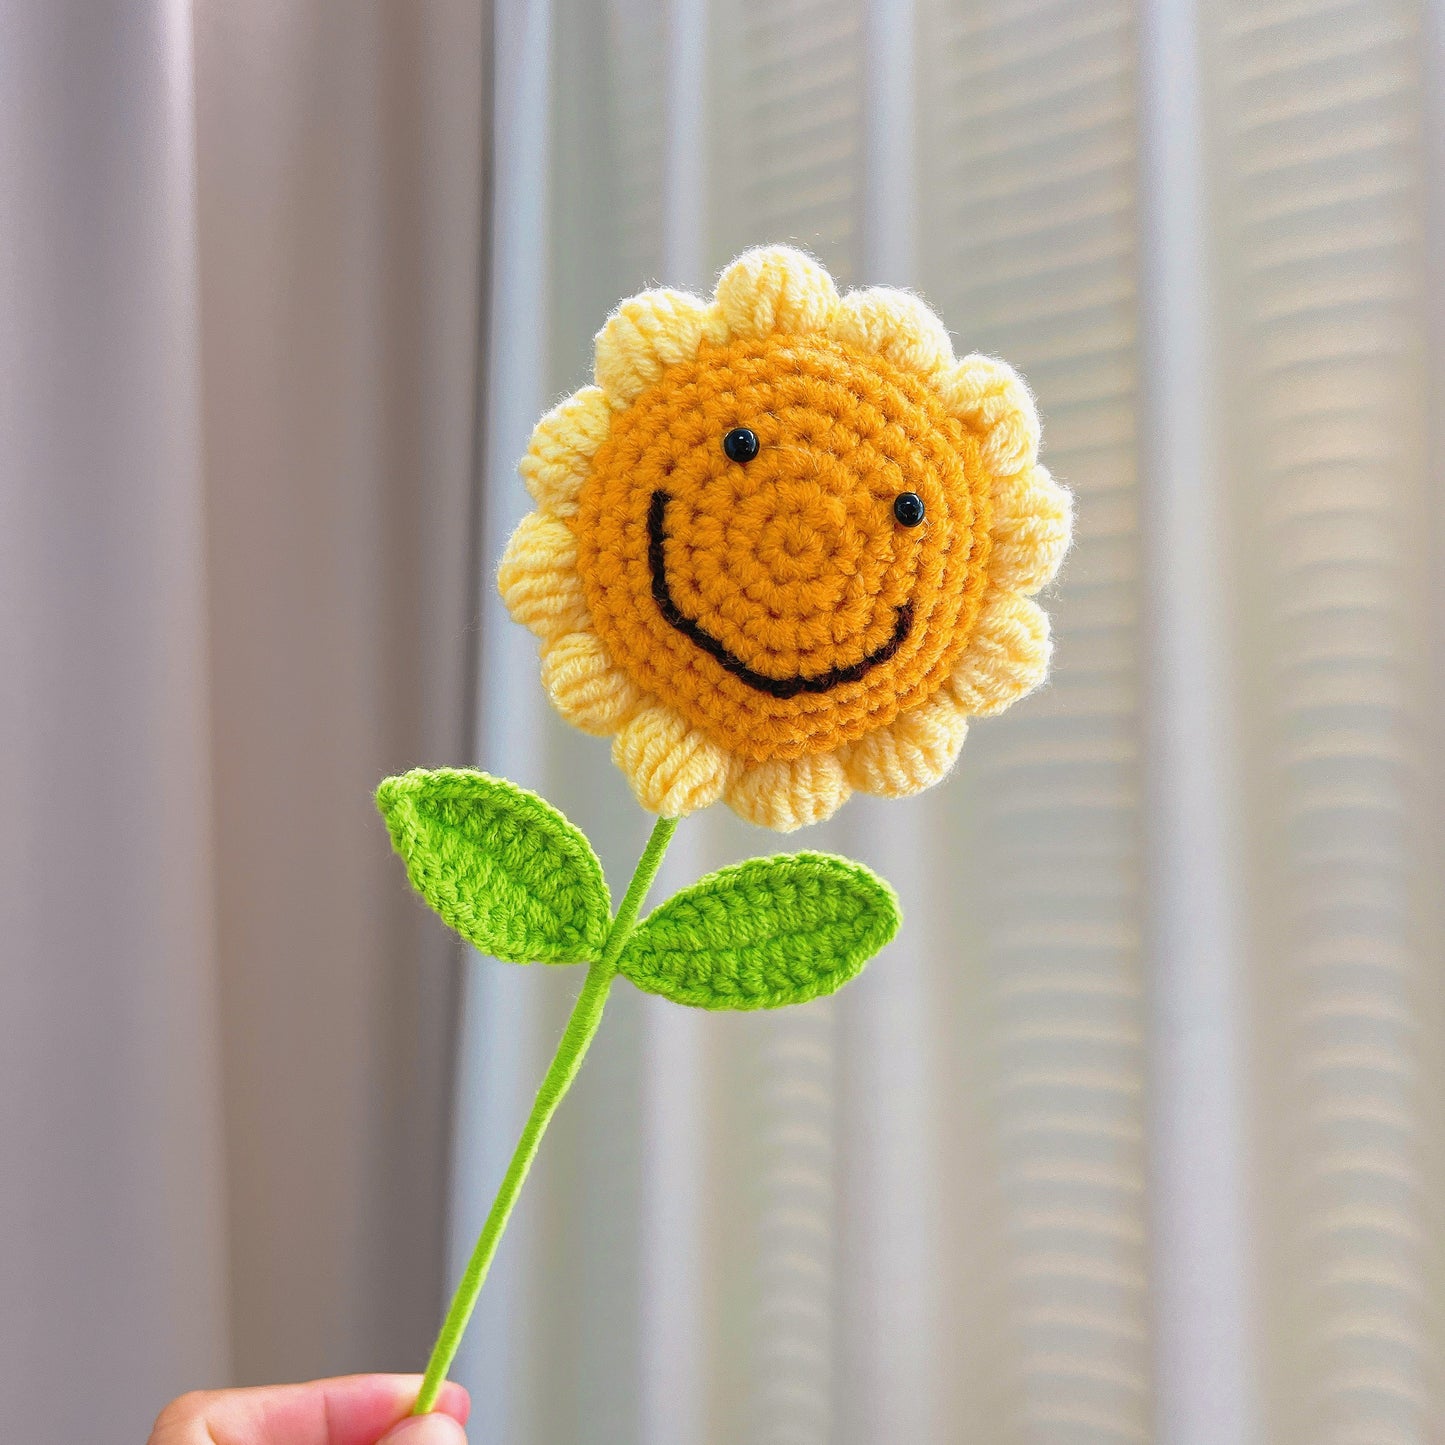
left=148, top=1373, right=469, bottom=1445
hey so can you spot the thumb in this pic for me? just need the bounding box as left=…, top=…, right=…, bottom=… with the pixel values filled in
left=377, top=1413, right=468, bottom=1445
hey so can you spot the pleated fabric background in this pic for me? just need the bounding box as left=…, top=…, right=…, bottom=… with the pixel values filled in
left=2, top=4, right=484, bottom=1440
left=452, top=2, right=1445, bottom=1443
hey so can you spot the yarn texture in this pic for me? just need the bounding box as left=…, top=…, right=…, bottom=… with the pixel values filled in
left=617, top=852, right=899, bottom=1009
left=500, top=244, right=1072, bottom=830
left=375, top=768, right=896, bottom=1009
left=376, top=768, right=611, bottom=963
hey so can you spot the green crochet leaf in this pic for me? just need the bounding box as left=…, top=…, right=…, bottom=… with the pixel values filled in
left=615, top=852, right=899, bottom=1010
left=376, top=768, right=611, bottom=964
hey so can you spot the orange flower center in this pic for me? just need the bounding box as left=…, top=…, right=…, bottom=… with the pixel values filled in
left=575, top=333, right=993, bottom=762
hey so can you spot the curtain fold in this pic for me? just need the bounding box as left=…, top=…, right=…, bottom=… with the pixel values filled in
left=193, top=0, right=485, bottom=1387
left=1, top=8, right=227, bottom=1439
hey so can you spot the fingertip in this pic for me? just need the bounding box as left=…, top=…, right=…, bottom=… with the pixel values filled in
left=305, top=1373, right=465, bottom=1444
left=378, top=1412, right=467, bottom=1444
left=434, top=1381, right=471, bottom=1426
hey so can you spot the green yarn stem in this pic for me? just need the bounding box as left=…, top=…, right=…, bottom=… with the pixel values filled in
left=413, top=813, right=680, bottom=1415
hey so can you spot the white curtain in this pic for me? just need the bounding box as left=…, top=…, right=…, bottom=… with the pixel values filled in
left=1, top=4, right=483, bottom=1439
left=457, top=2, right=1445, bottom=1444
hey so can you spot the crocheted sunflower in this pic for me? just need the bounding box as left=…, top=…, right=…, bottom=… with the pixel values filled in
left=500, top=245, right=1070, bottom=830
left=378, top=246, right=1074, bottom=1414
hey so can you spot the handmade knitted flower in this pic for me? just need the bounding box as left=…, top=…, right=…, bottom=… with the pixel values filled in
left=499, top=245, right=1070, bottom=830
left=374, top=247, right=1072, bottom=1418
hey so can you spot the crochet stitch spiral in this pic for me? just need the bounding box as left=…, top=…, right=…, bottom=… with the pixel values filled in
left=500, top=246, right=1071, bottom=830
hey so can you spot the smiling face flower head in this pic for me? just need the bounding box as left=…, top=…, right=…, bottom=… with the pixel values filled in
left=499, top=246, right=1071, bottom=831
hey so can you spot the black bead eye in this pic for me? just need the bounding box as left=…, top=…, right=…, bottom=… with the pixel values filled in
left=893, top=491, right=926, bottom=527
left=722, top=426, right=760, bottom=463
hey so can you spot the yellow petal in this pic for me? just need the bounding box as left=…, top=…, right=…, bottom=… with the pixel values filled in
left=726, top=753, right=850, bottom=832
left=613, top=706, right=736, bottom=816
left=936, top=354, right=1040, bottom=478
left=714, top=245, right=838, bottom=341
left=540, top=631, right=641, bottom=736
left=989, top=464, right=1073, bottom=595
left=841, top=693, right=969, bottom=798
left=519, top=386, right=611, bottom=519
left=594, top=289, right=713, bottom=408
left=827, top=288, right=954, bottom=376
left=496, top=512, right=590, bottom=644
left=946, top=593, right=1051, bottom=717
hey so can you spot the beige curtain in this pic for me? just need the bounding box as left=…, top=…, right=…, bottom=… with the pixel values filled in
left=0, top=4, right=485, bottom=1440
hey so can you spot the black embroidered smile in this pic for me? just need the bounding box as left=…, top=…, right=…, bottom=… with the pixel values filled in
left=647, top=490, right=913, bottom=700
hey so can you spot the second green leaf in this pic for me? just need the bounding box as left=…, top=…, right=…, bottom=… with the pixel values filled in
left=616, top=852, right=900, bottom=1010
